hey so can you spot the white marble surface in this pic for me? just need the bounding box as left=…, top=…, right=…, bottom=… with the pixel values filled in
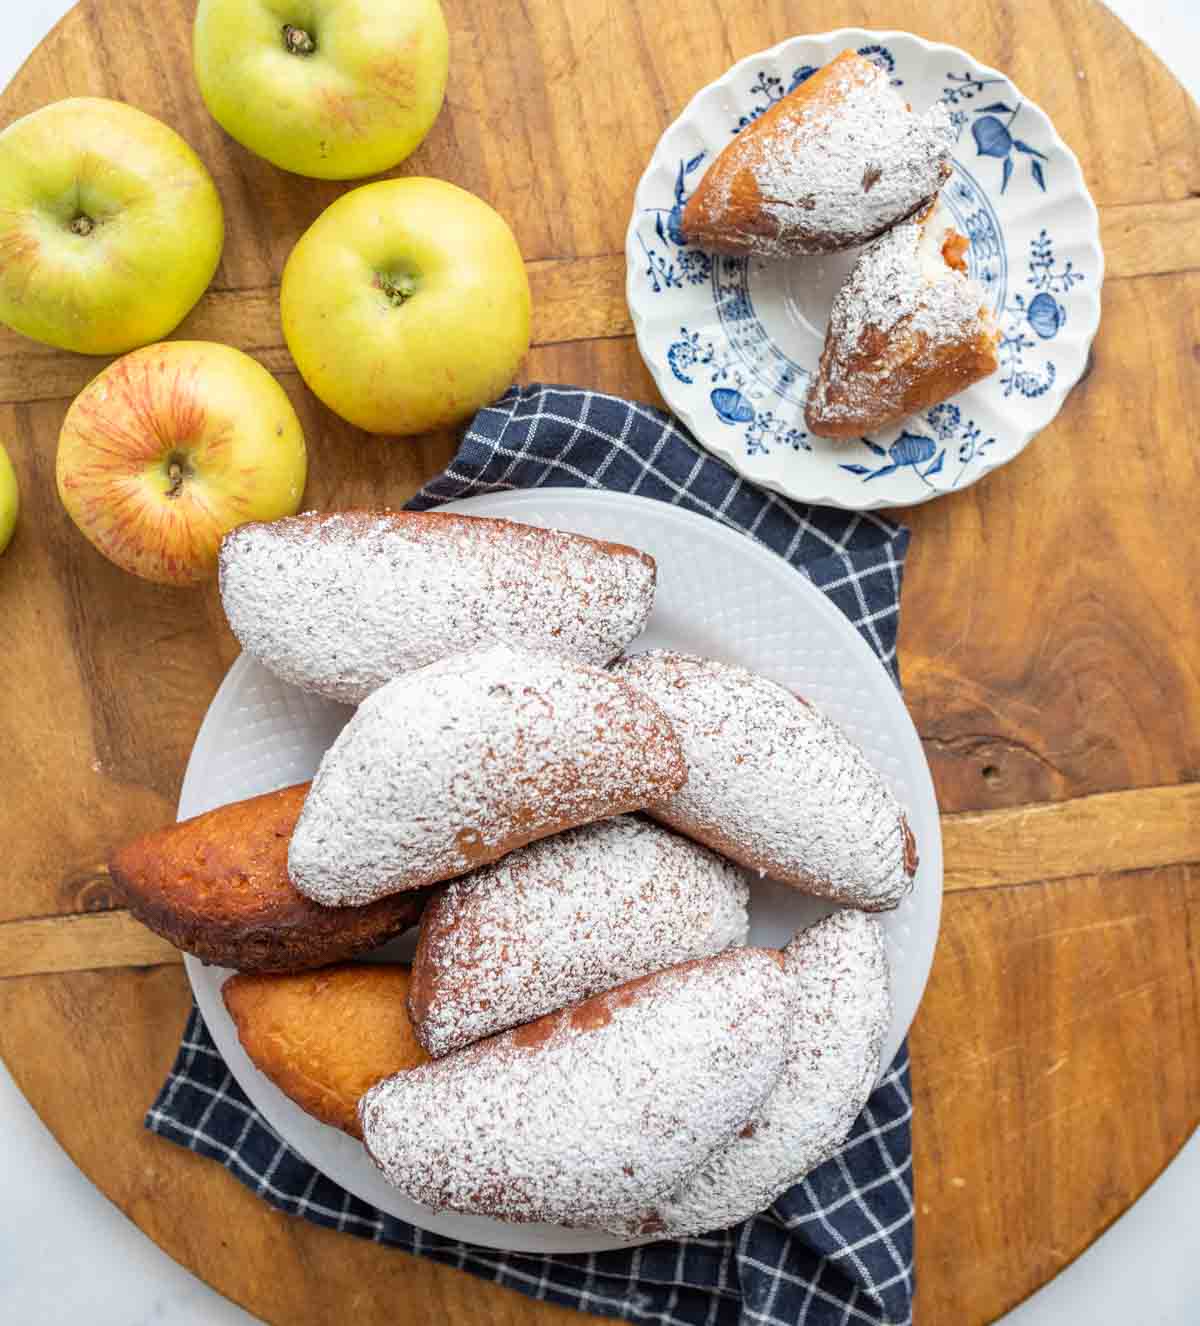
left=1, top=2, right=1198, bottom=1323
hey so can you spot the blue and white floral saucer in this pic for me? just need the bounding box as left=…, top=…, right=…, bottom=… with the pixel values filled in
left=626, top=30, right=1104, bottom=509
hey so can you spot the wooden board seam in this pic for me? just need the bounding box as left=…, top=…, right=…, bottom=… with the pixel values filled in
left=3, top=782, right=1197, bottom=980
left=940, top=781, right=1200, bottom=895
left=1, top=191, right=1199, bottom=407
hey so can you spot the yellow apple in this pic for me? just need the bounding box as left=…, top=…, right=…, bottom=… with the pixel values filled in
left=0, top=99, right=224, bottom=356
left=194, top=0, right=449, bottom=180
left=0, top=442, right=18, bottom=555
left=56, top=342, right=307, bottom=586
left=280, top=178, right=531, bottom=435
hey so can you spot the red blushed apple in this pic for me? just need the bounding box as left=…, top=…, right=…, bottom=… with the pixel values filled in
left=56, top=342, right=307, bottom=586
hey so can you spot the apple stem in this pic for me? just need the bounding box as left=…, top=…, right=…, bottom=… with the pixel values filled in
left=282, top=24, right=316, bottom=55
left=70, top=215, right=94, bottom=237
left=379, top=273, right=418, bottom=306
left=166, top=460, right=186, bottom=499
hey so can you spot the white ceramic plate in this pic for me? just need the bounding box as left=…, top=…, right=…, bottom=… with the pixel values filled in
left=181, top=489, right=943, bottom=1253
left=626, top=29, right=1104, bottom=509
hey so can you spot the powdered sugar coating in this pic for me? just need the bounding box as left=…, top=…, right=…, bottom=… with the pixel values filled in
left=606, top=910, right=890, bottom=1238
left=219, top=511, right=657, bottom=705
left=410, top=816, right=750, bottom=1057
left=289, top=645, right=687, bottom=907
left=805, top=214, right=999, bottom=433
left=684, top=51, right=953, bottom=258
left=359, top=948, right=792, bottom=1225
left=613, top=651, right=915, bottom=909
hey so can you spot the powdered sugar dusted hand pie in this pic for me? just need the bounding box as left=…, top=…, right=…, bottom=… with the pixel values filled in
left=359, top=948, right=793, bottom=1225
left=409, top=815, right=749, bottom=1057
left=681, top=49, right=953, bottom=258
left=219, top=511, right=657, bottom=705
left=805, top=211, right=1000, bottom=437
left=606, top=910, right=890, bottom=1238
left=288, top=645, right=687, bottom=907
left=613, top=651, right=916, bottom=909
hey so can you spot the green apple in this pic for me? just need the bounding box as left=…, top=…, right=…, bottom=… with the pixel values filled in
left=0, top=98, right=224, bottom=356
left=280, top=178, right=531, bottom=434
left=0, top=442, right=17, bottom=555
left=194, top=0, right=449, bottom=180
left=56, top=342, right=307, bottom=586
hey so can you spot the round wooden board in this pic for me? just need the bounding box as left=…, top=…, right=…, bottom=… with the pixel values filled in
left=0, top=1, right=1198, bottom=1323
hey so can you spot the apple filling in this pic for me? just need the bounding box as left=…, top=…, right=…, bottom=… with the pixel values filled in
left=941, top=229, right=970, bottom=273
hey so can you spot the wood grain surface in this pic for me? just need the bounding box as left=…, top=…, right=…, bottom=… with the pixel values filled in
left=0, top=1, right=1197, bottom=1324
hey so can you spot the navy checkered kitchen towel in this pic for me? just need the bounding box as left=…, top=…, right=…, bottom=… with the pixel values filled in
left=148, top=385, right=916, bottom=1326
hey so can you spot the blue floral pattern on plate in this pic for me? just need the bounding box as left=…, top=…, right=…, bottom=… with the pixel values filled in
left=626, top=30, right=1104, bottom=509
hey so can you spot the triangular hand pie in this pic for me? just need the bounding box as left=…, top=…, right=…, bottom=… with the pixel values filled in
left=805, top=213, right=1000, bottom=437
left=682, top=49, right=954, bottom=258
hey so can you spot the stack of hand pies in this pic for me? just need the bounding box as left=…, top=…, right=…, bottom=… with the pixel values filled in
left=680, top=48, right=1001, bottom=436
left=109, top=508, right=918, bottom=1238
